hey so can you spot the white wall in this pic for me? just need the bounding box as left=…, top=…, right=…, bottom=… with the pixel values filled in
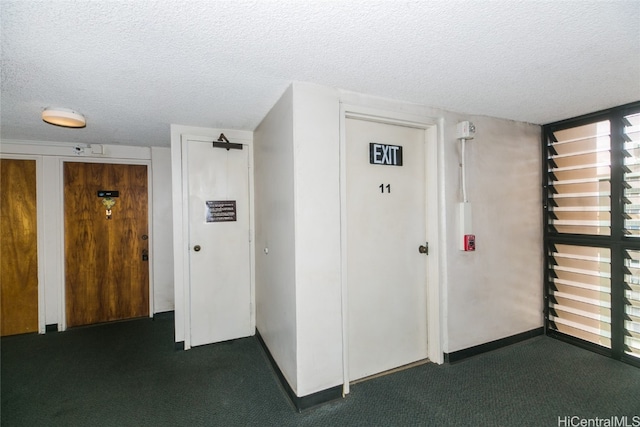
left=291, top=84, right=345, bottom=395
left=252, top=82, right=542, bottom=397
left=342, top=88, right=542, bottom=354
left=151, top=147, right=174, bottom=312
left=341, top=88, right=542, bottom=354
left=42, top=155, right=63, bottom=325
left=253, top=86, right=299, bottom=393
left=0, top=140, right=175, bottom=327
left=443, top=117, right=543, bottom=352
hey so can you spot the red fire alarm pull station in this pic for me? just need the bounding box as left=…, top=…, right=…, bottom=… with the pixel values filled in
left=464, top=234, right=476, bottom=251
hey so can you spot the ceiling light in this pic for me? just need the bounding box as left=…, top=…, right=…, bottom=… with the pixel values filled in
left=42, top=107, right=86, bottom=128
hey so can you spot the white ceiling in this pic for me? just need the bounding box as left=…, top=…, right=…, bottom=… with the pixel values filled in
left=1, top=1, right=639, bottom=147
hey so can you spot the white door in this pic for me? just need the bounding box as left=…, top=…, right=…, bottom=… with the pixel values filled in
left=186, top=139, right=252, bottom=347
left=346, top=118, right=428, bottom=381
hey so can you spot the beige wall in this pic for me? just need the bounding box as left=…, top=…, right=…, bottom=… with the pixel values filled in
left=443, top=116, right=543, bottom=351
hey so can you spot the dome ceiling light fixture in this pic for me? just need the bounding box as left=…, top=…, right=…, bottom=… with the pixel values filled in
left=41, top=107, right=86, bottom=128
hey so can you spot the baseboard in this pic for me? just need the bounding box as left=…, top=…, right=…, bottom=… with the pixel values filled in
left=43, top=313, right=172, bottom=334
left=152, top=311, right=175, bottom=320
left=547, top=330, right=640, bottom=369
left=444, top=327, right=544, bottom=363
left=255, top=329, right=343, bottom=412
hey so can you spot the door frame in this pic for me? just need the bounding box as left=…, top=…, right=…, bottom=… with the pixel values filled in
left=0, top=154, right=47, bottom=334
left=339, top=104, right=443, bottom=394
left=171, top=129, right=255, bottom=350
left=58, top=157, right=153, bottom=331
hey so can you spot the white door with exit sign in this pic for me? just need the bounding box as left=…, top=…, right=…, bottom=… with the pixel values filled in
left=346, top=118, right=428, bottom=381
left=185, top=138, right=252, bottom=347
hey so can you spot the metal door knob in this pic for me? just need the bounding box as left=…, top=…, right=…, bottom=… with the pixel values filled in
left=418, top=244, right=428, bottom=254
left=193, top=245, right=201, bottom=252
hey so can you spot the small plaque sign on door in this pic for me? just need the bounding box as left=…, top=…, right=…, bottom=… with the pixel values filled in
left=206, top=200, right=237, bottom=223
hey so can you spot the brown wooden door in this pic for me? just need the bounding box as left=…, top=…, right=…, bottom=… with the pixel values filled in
left=64, top=162, right=149, bottom=327
left=1, top=159, right=39, bottom=336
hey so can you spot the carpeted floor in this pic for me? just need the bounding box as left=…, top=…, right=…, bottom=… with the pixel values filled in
left=2, top=312, right=639, bottom=426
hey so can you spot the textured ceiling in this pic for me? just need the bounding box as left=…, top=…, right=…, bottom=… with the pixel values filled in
left=1, top=0, right=639, bottom=147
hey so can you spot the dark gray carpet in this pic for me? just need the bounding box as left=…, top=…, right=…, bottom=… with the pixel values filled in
left=2, top=313, right=639, bottom=426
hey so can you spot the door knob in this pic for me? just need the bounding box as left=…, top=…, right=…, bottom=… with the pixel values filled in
left=193, top=245, right=201, bottom=252
left=418, top=243, right=428, bottom=255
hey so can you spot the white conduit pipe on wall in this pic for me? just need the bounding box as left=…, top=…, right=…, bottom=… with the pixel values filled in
left=457, top=121, right=476, bottom=250
left=461, top=137, right=468, bottom=203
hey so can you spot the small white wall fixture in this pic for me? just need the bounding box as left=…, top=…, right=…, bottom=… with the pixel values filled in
left=339, top=104, right=443, bottom=395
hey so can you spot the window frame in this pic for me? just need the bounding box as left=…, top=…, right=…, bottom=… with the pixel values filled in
left=543, top=100, right=640, bottom=367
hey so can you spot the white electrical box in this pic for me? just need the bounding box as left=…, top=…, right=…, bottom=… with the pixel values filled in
left=90, top=144, right=104, bottom=155
left=457, top=121, right=476, bottom=139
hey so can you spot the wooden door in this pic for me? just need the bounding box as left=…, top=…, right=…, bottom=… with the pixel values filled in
left=1, top=159, right=39, bottom=336
left=64, top=162, right=149, bottom=327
